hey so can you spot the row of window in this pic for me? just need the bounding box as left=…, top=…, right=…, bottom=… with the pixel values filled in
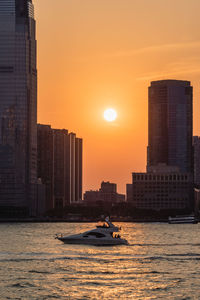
left=133, top=174, right=189, bottom=181
left=133, top=197, right=188, bottom=201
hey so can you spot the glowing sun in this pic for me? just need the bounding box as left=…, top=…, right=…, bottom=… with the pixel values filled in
left=103, top=108, right=117, bottom=122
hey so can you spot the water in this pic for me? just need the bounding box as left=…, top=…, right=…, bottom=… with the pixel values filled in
left=0, top=222, right=200, bottom=299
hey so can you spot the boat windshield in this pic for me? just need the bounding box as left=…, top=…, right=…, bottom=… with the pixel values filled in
left=83, top=232, right=106, bottom=238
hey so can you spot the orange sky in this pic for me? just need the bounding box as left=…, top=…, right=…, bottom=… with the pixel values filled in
left=34, top=0, right=200, bottom=194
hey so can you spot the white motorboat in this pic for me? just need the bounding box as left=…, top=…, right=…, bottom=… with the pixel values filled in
left=168, top=215, right=198, bottom=224
left=55, top=217, right=128, bottom=246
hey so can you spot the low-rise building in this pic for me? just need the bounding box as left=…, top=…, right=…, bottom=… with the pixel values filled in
left=129, top=165, right=194, bottom=210
left=193, top=136, right=200, bottom=188
left=84, top=181, right=125, bottom=204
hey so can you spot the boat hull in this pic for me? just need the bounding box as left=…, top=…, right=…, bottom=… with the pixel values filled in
left=57, top=237, right=128, bottom=246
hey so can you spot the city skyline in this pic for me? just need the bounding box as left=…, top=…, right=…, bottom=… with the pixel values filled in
left=34, top=0, right=200, bottom=194
left=1, top=2, right=200, bottom=299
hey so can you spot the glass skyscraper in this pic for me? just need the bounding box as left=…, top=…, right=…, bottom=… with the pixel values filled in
left=147, top=80, right=193, bottom=174
left=0, top=0, right=37, bottom=215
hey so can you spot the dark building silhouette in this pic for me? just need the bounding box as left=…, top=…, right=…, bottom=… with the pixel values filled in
left=147, top=80, right=193, bottom=173
left=0, top=0, right=37, bottom=216
left=126, top=184, right=132, bottom=202
left=75, top=138, right=83, bottom=203
left=53, top=129, right=69, bottom=209
left=37, top=125, right=83, bottom=211
left=193, top=136, right=200, bottom=188
left=37, top=125, right=53, bottom=211
left=84, top=181, right=125, bottom=204
left=130, top=166, right=194, bottom=210
left=128, top=80, right=194, bottom=212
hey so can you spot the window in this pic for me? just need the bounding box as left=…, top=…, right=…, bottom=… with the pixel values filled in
left=86, top=232, right=106, bottom=238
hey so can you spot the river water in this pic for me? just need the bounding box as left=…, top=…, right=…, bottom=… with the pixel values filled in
left=0, top=222, right=200, bottom=299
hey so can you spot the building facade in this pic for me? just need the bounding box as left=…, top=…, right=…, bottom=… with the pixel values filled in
left=0, top=0, right=37, bottom=215
left=37, top=124, right=53, bottom=211
left=126, top=184, right=133, bottom=202
left=84, top=181, right=125, bottom=204
left=75, top=137, right=83, bottom=203
left=147, top=80, right=193, bottom=173
left=127, top=80, right=194, bottom=212
left=37, top=125, right=83, bottom=211
left=130, top=170, right=193, bottom=210
left=193, top=136, right=200, bottom=188
left=53, top=129, right=69, bottom=209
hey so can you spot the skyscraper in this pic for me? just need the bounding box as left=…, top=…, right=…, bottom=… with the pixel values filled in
left=37, top=125, right=83, bottom=211
left=0, top=0, right=37, bottom=215
left=147, top=80, right=193, bottom=174
left=37, top=125, right=53, bottom=211
left=128, top=79, right=194, bottom=212
left=75, top=137, right=83, bottom=203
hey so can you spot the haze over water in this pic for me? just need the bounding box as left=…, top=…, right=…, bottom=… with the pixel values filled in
left=0, top=222, right=200, bottom=299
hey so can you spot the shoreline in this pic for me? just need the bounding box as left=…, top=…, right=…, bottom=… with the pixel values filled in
left=0, top=218, right=172, bottom=223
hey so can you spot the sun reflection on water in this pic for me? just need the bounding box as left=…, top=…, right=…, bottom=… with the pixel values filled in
left=1, top=222, right=200, bottom=299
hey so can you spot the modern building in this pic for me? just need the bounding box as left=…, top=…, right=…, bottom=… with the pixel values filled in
left=100, top=181, right=117, bottom=193
left=126, top=184, right=132, bottom=202
left=0, top=0, right=37, bottom=216
left=75, top=137, right=83, bottom=203
left=194, top=188, right=200, bottom=214
left=193, top=136, right=200, bottom=187
left=147, top=80, right=193, bottom=174
left=84, top=181, right=125, bottom=204
left=37, top=125, right=83, bottom=211
left=37, top=124, right=53, bottom=211
left=130, top=166, right=194, bottom=210
left=127, top=80, right=194, bottom=212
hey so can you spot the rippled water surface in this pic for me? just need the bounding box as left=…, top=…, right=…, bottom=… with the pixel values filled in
left=1, top=222, right=200, bottom=299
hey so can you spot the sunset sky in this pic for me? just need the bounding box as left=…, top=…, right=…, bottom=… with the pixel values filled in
left=34, top=0, right=200, bottom=194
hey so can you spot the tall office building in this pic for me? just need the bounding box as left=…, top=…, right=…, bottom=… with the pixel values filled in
left=0, top=1, right=37, bottom=215
left=127, top=80, right=194, bottom=212
left=53, top=129, right=69, bottom=208
left=37, top=125, right=53, bottom=211
left=147, top=80, right=193, bottom=174
left=37, top=125, right=83, bottom=211
left=75, top=137, right=83, bottom=203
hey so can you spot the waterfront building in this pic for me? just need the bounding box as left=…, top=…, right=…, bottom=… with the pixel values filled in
left=0, top=0, right=37, bottom=216
left=193, top=136, right=200, bottom=187
left=37, top=124, right=53, bottom=211
left=130, top=166, right=194, bottom=210
left=84, top=181, right=125, bottom=204
left=127, top=79, right=194, bottom=211
left=100, top=181, right=117, bottom=193
left=53, top=129, right=69, bottom=209
left=37, top=125, right=83, bottom=211
left=147, top=80, right=193, bottom=173
left=194, top=188, right=200, bottom=214
left=67, top=132, right=76, bottom=204
left=126, top=184, right=133, bottom=202
left=75, top=137, right=83, bottom=203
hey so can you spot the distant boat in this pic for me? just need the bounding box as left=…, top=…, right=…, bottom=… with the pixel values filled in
left=55, top=217, right=128, bottom=246
left=168, top=215, right=198, bottom=224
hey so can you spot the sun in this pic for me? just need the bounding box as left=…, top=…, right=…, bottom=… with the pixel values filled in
left=103, top=108, right=117, bottom=122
